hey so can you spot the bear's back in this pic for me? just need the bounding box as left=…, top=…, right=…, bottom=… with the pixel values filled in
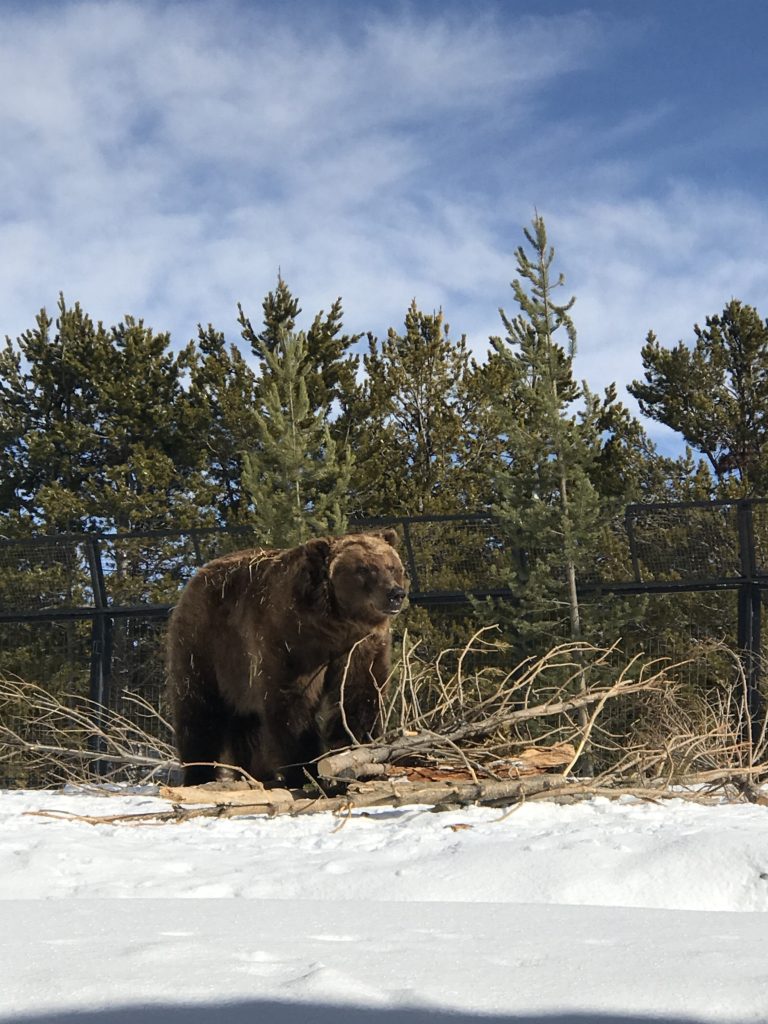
left=170, top=547, right=289, bottom=636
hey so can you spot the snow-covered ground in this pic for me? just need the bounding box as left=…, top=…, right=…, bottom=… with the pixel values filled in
left=1, top=787, right=767, bottom=1023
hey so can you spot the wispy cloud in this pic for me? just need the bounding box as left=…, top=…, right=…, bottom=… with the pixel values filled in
left=543, top=186, right=768, bottom=452
left=0, top=1, right=608, bottom=335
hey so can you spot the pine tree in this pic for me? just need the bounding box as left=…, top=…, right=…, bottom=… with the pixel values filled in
left=459, top=348, right=535, bottom=510
left=489, top=215, right=605, bottom=651
left=305, top=298, right=361, bottom=421
left=238, top=273, right=300, bottom=357
left=92, top=314, right=206, bottom=532
left=238, top=275, right=360, bottom=426
left=0, top=340, right=20, bottom=518
left=592, top=385, right=713, bottom=503
left=0, top=295, right=205, bottom=534
left=186, top=324, right=260, bottom=526
left=354, top=301, right=474, bottom=515
left=629, top=300, right=768, bottom=496
left=0, top=300, right=107, bottom=531
left=241, top=327, right=353, bottom=547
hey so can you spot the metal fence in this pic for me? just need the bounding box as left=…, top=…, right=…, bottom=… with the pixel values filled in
left=2, top=502, right=768, bottom=785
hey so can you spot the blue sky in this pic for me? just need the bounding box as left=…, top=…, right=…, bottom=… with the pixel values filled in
left=2, top=0, right=767, bottom=454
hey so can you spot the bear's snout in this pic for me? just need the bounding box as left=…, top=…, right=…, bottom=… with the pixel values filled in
left=386, top=586, right=407, bottom=614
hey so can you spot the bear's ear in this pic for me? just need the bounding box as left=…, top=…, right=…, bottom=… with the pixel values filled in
left=303, top=537, right=332, bottom=564
left=378, top=528, right=398, bottom=548
left=296, top=537, right=332, bottom=604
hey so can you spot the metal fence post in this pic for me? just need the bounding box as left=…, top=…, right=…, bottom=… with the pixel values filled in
left=190, top=529, right=204, bottom=566
left=401, top=521, right=421, bottom=595
left=736, top=500, right=763, bottom=743
left=85, top=537, right=113, bottom=769
left=625, top=508, right=642, bottom=583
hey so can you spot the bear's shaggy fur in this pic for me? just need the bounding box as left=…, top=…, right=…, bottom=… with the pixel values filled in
left=166, top=531, right=408, bottom=786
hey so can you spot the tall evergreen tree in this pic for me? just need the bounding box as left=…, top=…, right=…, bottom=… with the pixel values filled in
left=1, top=300, right=106, bottom=531
left=92, top=314, right=205, bottom=532
left=592, top=385, right=713, bottom=503
left=629, top=300, right=768, bottom=495
left=241, top=327, right=353, bottom=547
left=489, top=216, right=605, bottom=650
left=238, top=275, right=359, bottom=428
left=238, top=273, right=300, bottom=356
left=456, top=350, right=521, bottom=510
left=186, top=324, right=259, bottom=526
left=354, top=302, right=474, bottom=515
left=304, top=298, right=361, bottom=428
left=0, top=295, right=205, bottom=534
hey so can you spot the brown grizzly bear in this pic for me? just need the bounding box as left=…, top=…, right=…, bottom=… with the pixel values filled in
left=166, top=531, right=408, bottom=787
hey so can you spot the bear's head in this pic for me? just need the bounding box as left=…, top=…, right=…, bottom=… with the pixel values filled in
left=303, top=530, right=409, bottom=624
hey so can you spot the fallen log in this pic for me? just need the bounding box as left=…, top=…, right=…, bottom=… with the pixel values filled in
left=25, top=774, right=599, bottom=827
left=319, top=742, right=577, bottom=784
left=163, top=773, right=580, bottom=814
left=159, top=780, right=295, bottom=808
left=26, top=768, right=750, bottom=828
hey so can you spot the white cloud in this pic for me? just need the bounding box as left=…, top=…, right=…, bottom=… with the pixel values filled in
left=538, top=187, right=768, bottom=454
left=0, top=1, right=607, bottom=339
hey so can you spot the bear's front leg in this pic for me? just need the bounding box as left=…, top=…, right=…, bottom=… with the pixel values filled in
left=173, top=686, right=228, bottom=786
left=319, top=638, right=391, bottom=752
left=257, top=675, right=325, bottom=787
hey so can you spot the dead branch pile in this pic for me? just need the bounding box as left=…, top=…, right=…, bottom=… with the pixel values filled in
left=329, top=630, right=767, bottom=789
left=0, top=675, right=177, bottom=787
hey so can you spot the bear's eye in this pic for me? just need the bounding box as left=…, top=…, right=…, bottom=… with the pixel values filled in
left=356, top=563, right=372, bottom=577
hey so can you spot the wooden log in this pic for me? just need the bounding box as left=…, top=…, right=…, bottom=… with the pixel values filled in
left=159, top=782, right=295, bottom=808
